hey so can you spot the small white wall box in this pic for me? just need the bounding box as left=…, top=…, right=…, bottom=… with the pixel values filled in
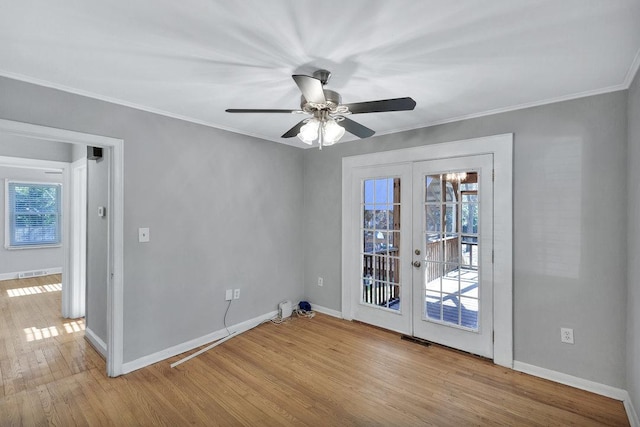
left=279, top=300, right=293, bottom=319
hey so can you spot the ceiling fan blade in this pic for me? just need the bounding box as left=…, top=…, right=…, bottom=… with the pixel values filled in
left=292, top=75, right=326, bottom=104
left=340, top=117, right=376, bottom=139
left=281, top=120, right=307, bottom=138
left=343, top=97, right=416, bottom=114
left=226, top=109, right=299, bottom=113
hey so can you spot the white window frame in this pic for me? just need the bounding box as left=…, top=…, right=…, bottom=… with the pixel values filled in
left=5, top=179, right=63, bottom=249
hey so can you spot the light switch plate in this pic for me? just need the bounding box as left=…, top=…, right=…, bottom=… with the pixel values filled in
left=138, top=227, right=150, bottom=243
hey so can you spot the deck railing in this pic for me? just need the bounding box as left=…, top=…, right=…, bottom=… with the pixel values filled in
left=362, top=238, right=477, bottom=307
left=426, top=237, right=459, bottom=282
left=362, top=249, right=400, bottom=307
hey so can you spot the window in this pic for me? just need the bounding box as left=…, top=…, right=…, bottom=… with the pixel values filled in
left=361, top=177, right=401, bottom=311
left=5, top=181, right=62, bottom=248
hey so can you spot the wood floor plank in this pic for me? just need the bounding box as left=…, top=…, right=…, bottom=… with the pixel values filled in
left=0, top=275, right=630, bottom=425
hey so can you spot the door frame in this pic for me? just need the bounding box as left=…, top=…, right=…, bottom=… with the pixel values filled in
left=69, top=157, right=87, bottom=319
left=342, top=133, right=513, bottom=367
left=0, top=118, right=124, bottom=377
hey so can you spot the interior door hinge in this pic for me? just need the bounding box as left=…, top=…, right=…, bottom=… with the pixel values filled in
left=492, top=250, right=494, bottom=264
left=493, top=331, right=495, bottom=343
left=492, top=169, right=495, bottom=182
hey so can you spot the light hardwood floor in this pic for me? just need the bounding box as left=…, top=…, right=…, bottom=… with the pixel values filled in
left=0, top=275, right=630, bottom=426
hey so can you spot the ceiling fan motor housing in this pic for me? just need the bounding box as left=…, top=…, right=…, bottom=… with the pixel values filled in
left=301, top=89, right=341, bottom=112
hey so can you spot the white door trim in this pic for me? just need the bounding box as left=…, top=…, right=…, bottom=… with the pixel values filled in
left=0, top=118, right=124, bottom=377
left=342, top=133, right=513, bottom=367
left=69, top=157, right=87, bottom=319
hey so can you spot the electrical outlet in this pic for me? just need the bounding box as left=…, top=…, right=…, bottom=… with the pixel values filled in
left=138, top=227, right=150, bottom=243
left=561, top=328, right=574, bottom=344
left=318, top=277, right=323, bottom=287
left=225, top=289, right=233, bottom=301
left=233, top=289, right=240, bottom=300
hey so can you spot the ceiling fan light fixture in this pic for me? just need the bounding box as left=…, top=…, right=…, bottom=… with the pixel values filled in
left=297, top=118, right=319, bottom=145
left=322, top=118, right=345, bottom=146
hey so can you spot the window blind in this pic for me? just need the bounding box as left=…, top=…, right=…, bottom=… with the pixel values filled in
left=7, top=182, right=62, bottom=247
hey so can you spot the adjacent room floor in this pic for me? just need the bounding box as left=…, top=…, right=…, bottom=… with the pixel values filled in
left=0, top=275, right=629, bottom=425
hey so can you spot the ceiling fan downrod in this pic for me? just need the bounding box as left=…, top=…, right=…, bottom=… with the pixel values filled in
left=312, top=69, right=331, bottom=86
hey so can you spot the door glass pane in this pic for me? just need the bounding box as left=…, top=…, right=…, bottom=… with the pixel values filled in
left=425, top=175, right=441, bottom=202
left=444, top=236, right=461, bottom=264
left=460, top=297, right=479, bottom=329
left=363, top=231, right=374, bottom=254
left=442, top=175, right=458, bottom=202
left=425, top=205, right=440, bottom=232
left=364, top=180, right=374, bottom=205
left=461, top=242, right=478, bottom=267
left=361, top=177, right=401, bottom=311
left=425, top=237, right=444, bottom=262
left=422, top=170, right=480, bottom=331
left=461, top=203, right=478, bottom=234
left=363, top=208, right=374, bottom=229
left=444, top=204, right=456, bottom=233
left=373, top=210, right=388, bottom=229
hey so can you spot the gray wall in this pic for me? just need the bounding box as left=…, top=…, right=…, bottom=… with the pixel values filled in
left=0, top=165, right=64, bottom=275
left=0, top=134, right=73, bottom=162
left=71, top=144, right=86, bottom=162
left=627, top=70, right=640, bottom=413
left=0, top=74, right=631, bottom=393
left=85, top=151, right=109, bottom=343
left=0, top=76, right=305, bottom=363
left=303, top=91, right=628, bottom=388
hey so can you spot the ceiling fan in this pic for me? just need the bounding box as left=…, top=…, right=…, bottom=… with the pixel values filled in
left=226, top=69, right=416, bottom=149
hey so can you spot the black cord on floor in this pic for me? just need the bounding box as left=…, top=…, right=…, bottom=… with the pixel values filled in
left=223, top=299, right=232, bottom=336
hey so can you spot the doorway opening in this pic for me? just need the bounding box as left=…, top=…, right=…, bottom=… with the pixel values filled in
left=0, top=118, right=124, bottom=377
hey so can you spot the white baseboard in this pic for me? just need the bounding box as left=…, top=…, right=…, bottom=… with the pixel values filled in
left=625, top=397, right=640, bottom=427
left=85, top=327, right=107, bottom=358
left=513, top=361, right=627, bottom=400
left=311, top=304, right=342, bottom=319
left=121, top=310, right=278, bottom=374
left=0, top=267, right=62, bottom=281
left=513, top=361, right=639, bottom=426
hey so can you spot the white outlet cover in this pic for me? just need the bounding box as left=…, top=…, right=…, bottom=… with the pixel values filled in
left=560, top=327, right=574, bottom=344
left=138, top=227, right=150, bottom=243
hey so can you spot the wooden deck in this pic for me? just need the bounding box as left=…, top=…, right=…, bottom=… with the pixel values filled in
left=0, top=274, right=630, bottom=426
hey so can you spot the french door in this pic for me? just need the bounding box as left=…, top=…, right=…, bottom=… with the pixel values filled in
left=350, top=164, right=413, bottom=334
left=350, top=154, right=494, bottom=357
left=411, top=155, right=493, bottom=357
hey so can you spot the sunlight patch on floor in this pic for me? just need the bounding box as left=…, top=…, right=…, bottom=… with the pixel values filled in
left=63, top=320, right=85, bottom=333
left=24, top=320, right=85, bottom=342
left=7, top=283, right=62, bottom=297
left=24, top=326, right=59, bottom=342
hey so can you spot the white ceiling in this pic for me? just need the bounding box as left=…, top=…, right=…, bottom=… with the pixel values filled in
left=1, top=1, right=639, bottom=148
